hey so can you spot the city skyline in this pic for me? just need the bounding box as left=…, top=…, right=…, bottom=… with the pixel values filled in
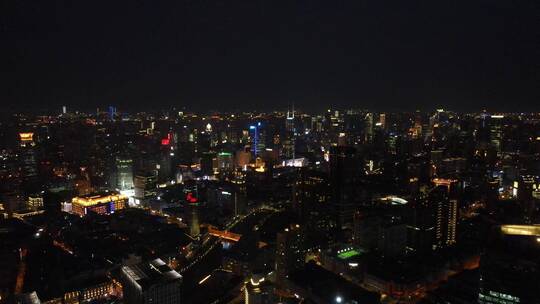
left=2, top=1, right=539, bottom=303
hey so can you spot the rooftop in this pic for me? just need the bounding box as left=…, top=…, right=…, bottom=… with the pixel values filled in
left=72, top=192, right=127, bottom=207
left=122, top=258, right=182, bottom=290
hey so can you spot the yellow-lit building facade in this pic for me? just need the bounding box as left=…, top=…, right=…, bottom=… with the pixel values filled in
left=19, top=132, right=35, bottom=147
left=72, top=193, right=127, bottom=216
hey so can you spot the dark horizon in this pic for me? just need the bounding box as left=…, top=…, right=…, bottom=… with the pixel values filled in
left=2, top=1, right=539, bottom=112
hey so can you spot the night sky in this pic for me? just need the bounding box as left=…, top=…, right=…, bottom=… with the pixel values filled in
left=2, top=0, right=539, bottom=112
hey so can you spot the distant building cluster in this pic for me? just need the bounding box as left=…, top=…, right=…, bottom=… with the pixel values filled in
left=1, top=108, right=539, bottom=303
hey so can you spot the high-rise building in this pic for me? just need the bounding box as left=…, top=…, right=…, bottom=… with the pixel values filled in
left=284, top=107, right=296, bottom=159
left=275, top=224, right=306, bottom=282
left=18, top=132, right=38, bottom=182
left=120, top=258, right=182, bottom=304
left=292, top=169, right=333, bottom=248
left=364, top=113, right=374, bottom=143
left=343, top=110, right=363, bottom=146
left=516, top=175, right=537, bottom=202
left=293, top=169, right=329, bottom=219
left=428, top=185, right=458, bottom=249
left=134, top=171, right=157, bottom=202
left=43, top=189, right=63, bottom=217
left=353, top=209, right=407, bottom=258
left=329, top=146, right=361, bottom=231
left=158, top=150, right=173, bottom=183
left=1, top=190, right=25, bottom=215
left=27, top=194, right=44, bottom=211
left=489, top=114, right=504, bottom=153
left=116, top=156, right=134, bottom=190
left=379, top=113, right=386, bottom=129
left=249, top=123, right=265, bottom=157
left=200, top=151, right=217, bottom=176
left=217, top=152, right=234, bottom=172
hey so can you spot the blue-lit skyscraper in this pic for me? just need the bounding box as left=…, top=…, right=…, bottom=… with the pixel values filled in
left=249, top=122, right=264, bottom=157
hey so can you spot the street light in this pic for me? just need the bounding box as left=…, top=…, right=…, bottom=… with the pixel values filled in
left=336, top=296, right=343, bottom=303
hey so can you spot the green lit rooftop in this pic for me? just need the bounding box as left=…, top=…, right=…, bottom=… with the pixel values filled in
left=337, top=249, right=362, bottom=260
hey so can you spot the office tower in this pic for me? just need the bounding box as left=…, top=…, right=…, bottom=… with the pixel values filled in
left=406, top=193, right=436, bottom=254
left=205, top=122, right=218, bottom=147
left=515, top=175, right=539, bottom=223
left=116, top=156, right=134, bottom=190
left=158, top=154, right=172, bottom=183
left=188, top=204, right=200, bottom=237
left=329, top=146, right=361, bottom=231
left=18, top=132, right=38, bottom=182
left=120, top=258, right=182, bottom=304
left=412, top=111, right=423, bottom=139
left=428, top=185, right=458, bottom=249
left=364, top=113, right=374, bottom=143
left=1, top=190, right=24, bottom=215
left=71, top=192, right=127, bottom=216
left=293, top=170, right=329, bottom=219
left=200, top=152, right=217, bottom=176
left=379, top=113, right=386, bottom=129
left=275, top=224, right=306, bottom=281
left=476, top=112, right=491, bottom=151
left=489, top=114, right=504, bottom=153
left=377, top=220, right=407, bottom=258
left=283, top=107, right=296, bottom=159
left=108, top=106, right=116, bottom=121
left=158, top=132, right=175, bottom=183
left=133, top=171, right=157, bottom=202
left=292, top=169, right=332, bottom=248
left=516, top=175, right=537, bottom=202
left=343, top=110, right=363, bottom=146
left=231, top=169, right=248, bottom=216
left=217, top=152, right=234, bottom=172
left=478, top=225, right=540, bottom=304
left=43, top=190, right=63, bottom=217
left=353, top=211, right=407, bottom=258
left=26, top=194, right=43, bottom=211
left=249, top=122, right=265, bottom=157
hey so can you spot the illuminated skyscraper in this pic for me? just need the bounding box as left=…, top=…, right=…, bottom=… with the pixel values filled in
left=27, top=194, right=44, bottom=211
left=364, top=113, right=374, bottom=143
left=489, top=114, right=504, bottom=153
left=283, top=107, right=296, bottom=159
left=134, top=171, right=157, bottom=202
left=116, top=156, right=133, bottom=190
left=249, top=123, right=265, bottom=157
left=18, top=132, right=38, bottom=182
left=428, top=185, right=457, bottom=249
